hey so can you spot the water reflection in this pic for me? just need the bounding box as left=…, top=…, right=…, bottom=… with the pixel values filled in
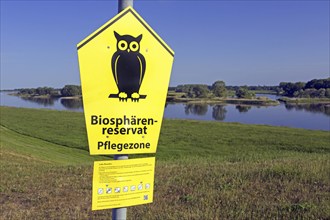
left=212, top=105, right=227, bottom=121
left=20, top=96, right=58, bottom=106
left=285, top=103, right=330, bottom=116
left=1, top=92, right=329, bottom=130
left=61, top=98, right=83, bottom=109
left=184, top=104, right=208, bottom=116
left=235, top=105, right=252, bottom=113
left=183, top=104, right=250, bottom=121
left=7, top=92, right=330, bottom=118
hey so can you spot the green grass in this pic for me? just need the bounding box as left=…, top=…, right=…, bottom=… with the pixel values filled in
left=158, top=119, right=329, bottom=161
left=1, top=106, right=329, bottom=219
left=0, top=125, right=107, bottom=165
left=0, top=106, right=88, bottom=150
left=1, top=106, right=328, bottom=161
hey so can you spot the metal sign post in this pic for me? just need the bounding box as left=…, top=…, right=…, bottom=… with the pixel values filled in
left=112, top=1, right=133, bottom=219
left=118, top=0, right=133, bottom=13
left=77, top=0, right=174, bottom=218
left=112, top=154, right=128, bottom=220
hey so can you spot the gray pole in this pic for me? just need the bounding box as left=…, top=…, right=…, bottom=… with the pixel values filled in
left=111, top=151, right=128, bottom=219
left=112, top=1, right=132, bottom=219
left=118, top=0, right=133, bottom=13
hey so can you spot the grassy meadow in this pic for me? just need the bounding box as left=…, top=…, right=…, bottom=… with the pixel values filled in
left=0, top=106, right=329, bottom=219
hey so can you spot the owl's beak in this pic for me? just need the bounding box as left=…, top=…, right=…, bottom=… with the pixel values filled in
left=127, top=49, right=130, bottom=52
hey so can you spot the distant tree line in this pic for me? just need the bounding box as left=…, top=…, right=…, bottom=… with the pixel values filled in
left=16, top=77, right=329, bottom=99
left=174, top=77, right=329, bottom=99
left=279, top=78, right=330, bottom=98
left=225, top=85, right=277, bottom=91
left=18, top=87, right=59, bottom=96
left=175, top=81, right=256, bottom=99
left=17, top=85, right=82, bottom=97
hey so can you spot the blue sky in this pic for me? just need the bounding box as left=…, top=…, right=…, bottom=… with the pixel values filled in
left=1, top=0, right=329, bottom=89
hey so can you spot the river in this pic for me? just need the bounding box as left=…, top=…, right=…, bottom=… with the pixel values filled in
left=1, top=92, right=329, bottom=131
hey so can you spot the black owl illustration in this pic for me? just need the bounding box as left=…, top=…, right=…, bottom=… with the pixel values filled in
left=109, top=31, right=146, bottom=102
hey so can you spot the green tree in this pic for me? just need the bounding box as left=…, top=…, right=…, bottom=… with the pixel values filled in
left=236, top=87, right=255, bottom=99
left=60, top=85, right=82, bottom=97
left=187, top=85, right=210, bottom=98
left=279, top=82, right=305, bottom=97
left=211, top=80, right=227, bottom=98
left=305, top=78, right=330, bottom=90
left=36, top=87, right=56, bottom=96
left=175, top=84, right=210, bottom=98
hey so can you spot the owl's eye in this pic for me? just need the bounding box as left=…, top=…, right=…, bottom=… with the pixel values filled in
left=129, top=41, right=139, bottom=52
left=118, top=40, right=128, bottom=50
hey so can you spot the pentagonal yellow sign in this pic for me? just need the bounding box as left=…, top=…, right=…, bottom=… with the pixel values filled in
left=77, top=7, right=174, bottom=155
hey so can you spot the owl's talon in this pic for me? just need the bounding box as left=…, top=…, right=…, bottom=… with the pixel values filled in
left=131, top=93, right=140, bottom=99
left=118, top=92, right=128, bottom=102
left=118, top=92, right=128, bottom=99
left=130, top=92, right=140, bottom=102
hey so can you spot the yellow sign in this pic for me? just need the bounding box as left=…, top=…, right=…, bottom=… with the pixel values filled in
left=77, top=7, right=174, bottom=155
left=92, top=157, right=155, bottom=210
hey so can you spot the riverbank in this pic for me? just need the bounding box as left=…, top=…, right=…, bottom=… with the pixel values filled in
left=8, top=92, right=82, bottom=100
left=8, top=92, right=60, bottom=99
left=2, top=91, right=329, bottom=130
left=10, top=90, right=279, bottom=106
left=167, top=92, right=279, bottom=106
left=278, top=97, right=330, bottom=104
left=10, top=91, right=330, bottom=106
left=171, top=97, right=279, bottom=106
left=167, top=91, right=330, bottom=106
left=1, top=106, right=329, bottom=219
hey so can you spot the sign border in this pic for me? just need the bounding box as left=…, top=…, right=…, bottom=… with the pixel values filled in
left=77, top=7, right=174, bottom=57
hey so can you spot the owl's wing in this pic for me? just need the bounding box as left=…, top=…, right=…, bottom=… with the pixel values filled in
left=111, top=53, right=120, bottom=85
left=137, top=54, right=146, bottom=85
